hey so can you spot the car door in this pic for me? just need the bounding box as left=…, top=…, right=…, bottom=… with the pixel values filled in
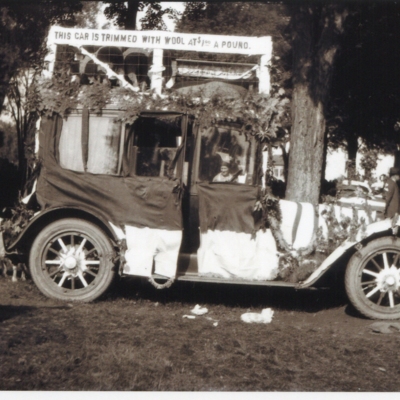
left=183, top=124, right=280, bottom=281
left=121, top=112, right=189, bottom=279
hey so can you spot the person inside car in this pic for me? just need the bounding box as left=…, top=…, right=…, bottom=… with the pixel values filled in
left=213, top=162, right=234, bottom=182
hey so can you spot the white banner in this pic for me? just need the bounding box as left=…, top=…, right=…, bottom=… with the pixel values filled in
left=177, top=64, right=257, bottom=80
left=48, top=27, right=272, bottom=56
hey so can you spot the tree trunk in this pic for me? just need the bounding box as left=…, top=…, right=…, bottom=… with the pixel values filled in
left=0, top=90, right=6, bottom=114
left=394, top=150, right=400, bottom=169
left=0, top=70, right=12, bottom=116
left=279, top=143, right=289, bottom=182
left=285, top=85, right=326, bottom=203
left=321, top=131, right=328, bottom=183
left=346, top=135, right=358, bottom=180
left=125, top=0, right=141, bottom=30
left=285, top=4, right=348, bottom=204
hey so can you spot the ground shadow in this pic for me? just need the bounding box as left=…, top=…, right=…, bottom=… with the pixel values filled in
left=344, top=303, right=369, bottom=319
left=0, top=304, right=72, bottom=323
left=0, top=305, right=36, bottom=322
left=105, top=276, right=349, bottom=313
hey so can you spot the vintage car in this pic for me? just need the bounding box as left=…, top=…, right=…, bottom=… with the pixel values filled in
left=6, top=107, right=400, bottom=320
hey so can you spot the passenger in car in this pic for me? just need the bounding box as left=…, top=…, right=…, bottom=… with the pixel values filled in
left=212, top=162, right=234, bottom=182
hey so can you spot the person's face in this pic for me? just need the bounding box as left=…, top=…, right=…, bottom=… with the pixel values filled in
left=220, top=166, right=229, bottom=176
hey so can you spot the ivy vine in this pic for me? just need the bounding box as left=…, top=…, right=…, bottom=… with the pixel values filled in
left=36, top=71, right=291, bottom=142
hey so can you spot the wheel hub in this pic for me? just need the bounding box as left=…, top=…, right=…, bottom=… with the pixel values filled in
left=64, top=256, right=77, bottom=270
left=59, top=245, right=87, bottom=277
left=376, top=266, right=400, bottom=292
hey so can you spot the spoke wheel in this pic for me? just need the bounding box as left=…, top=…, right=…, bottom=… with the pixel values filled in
left=345, top=236, right=400, bottom=319
left=29, top=219, right=116, bottom=302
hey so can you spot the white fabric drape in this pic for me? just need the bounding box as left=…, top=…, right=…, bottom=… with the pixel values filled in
left=59, top=116, right=84, bottom=172
left=123, top=226, right=182, bottom=278
left=87, top=117, right=121, bottom=175
left=198, top=229, right=279, bottom=280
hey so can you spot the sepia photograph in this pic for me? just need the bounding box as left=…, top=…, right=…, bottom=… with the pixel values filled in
left=1, top=0, right=400, bottom=393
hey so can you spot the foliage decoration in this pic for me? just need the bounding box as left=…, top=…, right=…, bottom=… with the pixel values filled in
left=79, top=80, right=114, bottom=115
left=36, top=72, right=291, bottom=142
left=255, top=189, right=318, bottom=257
left=255, top=188, right=369, bottom=283
left=37, top=71, right=80, bottom=117
left=317, top=204, right=367, bottom=255
left=0, top=203, right=35, bottom=248
left=255, top=190, right=319, bottom=282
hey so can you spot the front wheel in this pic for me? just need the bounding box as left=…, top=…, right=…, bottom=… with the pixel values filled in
left=345, top=236, right=400, bottom=319
left=29, top=218, right=116, bottom=302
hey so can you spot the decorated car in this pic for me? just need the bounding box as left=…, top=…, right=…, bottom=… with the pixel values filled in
left=4, top=27, right=400, bottom=321
left=4, top=107, right=400, bottom=321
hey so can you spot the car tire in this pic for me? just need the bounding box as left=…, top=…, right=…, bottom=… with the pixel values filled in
left=345, top=236, right=400, bottom=319
left=29, top=218, right=116, bottom=302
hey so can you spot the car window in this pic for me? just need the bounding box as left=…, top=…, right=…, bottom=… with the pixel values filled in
left=198, top=126, right=255, bottom=184
left=133, top=116, right=181, bottom=178
left=58, top=112, right=124, bottom=175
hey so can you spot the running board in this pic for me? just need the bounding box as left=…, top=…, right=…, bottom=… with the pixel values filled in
left=152, top=273, right=312, bottom=289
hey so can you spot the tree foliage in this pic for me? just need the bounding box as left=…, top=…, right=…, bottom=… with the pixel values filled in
left=0, top=120, right=17, bottom=164
left=0, top=1, right=82, bottom=110
left=74, top=1, right=104, bottom=29
left=328, top=2, right=400, bottom=167
left=103, top=0, right=142, bottom=30
left=176, top=2, right=291, bottom=66
left=139, top=2, right=178, bottom=31
left=103, top=1, right=177, bottom=31
left=5, top=68, right=42, bottom=176
left=0, top=0, right=82, bottom=193
left=177, top=2, right=285, bottom=37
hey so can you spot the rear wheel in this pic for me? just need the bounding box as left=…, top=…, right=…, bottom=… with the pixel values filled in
left=345, top=236, right=400, bottom=319
left=29, top=218, right=116, bottom=302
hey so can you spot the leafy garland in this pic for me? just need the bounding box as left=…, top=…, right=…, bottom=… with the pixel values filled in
left=1, top=203, right=35, bottom=249
left=256, top=189, right=369, bottom=282
left=36, top=70, right=291, bottom=142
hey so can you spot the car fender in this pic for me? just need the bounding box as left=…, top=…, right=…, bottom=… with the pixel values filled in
left=6, top=206, right=121, bottom=253
left=300, top=218, right=395, bottom=287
